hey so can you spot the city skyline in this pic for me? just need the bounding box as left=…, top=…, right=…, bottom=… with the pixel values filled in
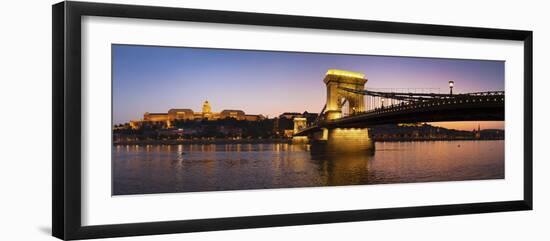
left=113, top=44, right=505, bottom=130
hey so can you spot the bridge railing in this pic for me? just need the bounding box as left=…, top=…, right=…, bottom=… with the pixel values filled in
left=348, top=93, right=505, bottom=118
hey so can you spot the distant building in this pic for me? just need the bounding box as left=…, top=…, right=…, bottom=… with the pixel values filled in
left=279, top=112, right=302, bottom=119
left=278, top=111, right=319, bottom=121
left=219, top=109, right=246, bottom=120
left=132, top=100, right=264, bottom=129
left=301, top=111, right=319, bottom=123
left=274, top=111, right=319, bottom=138
left=143, top=112, right=170, bottom=122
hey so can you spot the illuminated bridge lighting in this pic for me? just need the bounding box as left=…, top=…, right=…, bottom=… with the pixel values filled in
left=325, top=69, right=365, bottom=79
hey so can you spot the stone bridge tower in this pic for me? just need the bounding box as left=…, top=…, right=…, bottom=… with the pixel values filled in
left=293, top=117, right=307, bottom=134
left=292, top=117, right=309, bottom=143
left=321, top=69, right=374, bottom=152
left=323, top=69, right=367, bottom=120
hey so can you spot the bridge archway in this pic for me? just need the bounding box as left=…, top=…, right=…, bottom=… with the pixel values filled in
left=323, top=69, right=367, bottom=120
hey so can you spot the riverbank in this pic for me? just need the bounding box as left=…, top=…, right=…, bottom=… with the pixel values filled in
left=113, top=137, right=503, bottom=145
left=373, top=137, right=504, bottom=142
left=113, top=138, right=292, bottom=145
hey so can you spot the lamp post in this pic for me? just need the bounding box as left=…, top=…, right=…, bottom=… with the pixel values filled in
left=381, top=98, right=385, bottom=108
left=448, top=80, right=454, bottom=95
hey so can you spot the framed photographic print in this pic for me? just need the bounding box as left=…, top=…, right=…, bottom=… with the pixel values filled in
left=52, top=1, right=533, bottom=240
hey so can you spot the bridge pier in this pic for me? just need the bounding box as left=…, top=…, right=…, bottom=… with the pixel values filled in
left=304, top=127, right=374, bottom=153
left=311, top=69, right=374, bottom=153
left=312, top=128, right=328, bottom=141
left=326, top=128, right=374, bottom=153
left=292, top=136, right=309, bottom=143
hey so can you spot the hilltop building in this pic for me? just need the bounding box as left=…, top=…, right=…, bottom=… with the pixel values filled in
left=129, top=100, right=264, bottom=129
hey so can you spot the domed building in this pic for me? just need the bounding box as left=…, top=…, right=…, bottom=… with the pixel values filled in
left=202, top=100, right=212, bottom=113
left=130, top=100, right=265, bottom=129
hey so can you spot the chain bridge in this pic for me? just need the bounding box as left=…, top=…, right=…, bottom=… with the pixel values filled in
left=291, top=69, right=504, bottom=152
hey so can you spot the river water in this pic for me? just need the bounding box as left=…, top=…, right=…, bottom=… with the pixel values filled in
left=112, top=141, right=504, bottom=195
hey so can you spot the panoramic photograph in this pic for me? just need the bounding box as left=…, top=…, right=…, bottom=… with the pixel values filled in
left=112, top=44, right=505, bottom=195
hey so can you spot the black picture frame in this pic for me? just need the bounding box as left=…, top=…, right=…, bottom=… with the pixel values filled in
left=52, top=1, right=533, bottom=240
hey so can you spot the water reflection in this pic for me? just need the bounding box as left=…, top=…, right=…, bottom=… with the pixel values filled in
left=113, top=141, right=504, bottom=195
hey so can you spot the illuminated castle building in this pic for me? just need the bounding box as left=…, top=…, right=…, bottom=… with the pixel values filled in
left=130, top=100, right=264, bottom=129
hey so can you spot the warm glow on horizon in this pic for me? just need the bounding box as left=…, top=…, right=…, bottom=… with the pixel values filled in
left=428, top=121, right=504, bottom=131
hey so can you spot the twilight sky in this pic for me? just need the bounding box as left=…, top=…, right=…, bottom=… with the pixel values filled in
left=113, top=44, right=504, bottom=130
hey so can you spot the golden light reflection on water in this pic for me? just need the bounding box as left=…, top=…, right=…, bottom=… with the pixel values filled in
left=113, top=141, right=504, bottom=195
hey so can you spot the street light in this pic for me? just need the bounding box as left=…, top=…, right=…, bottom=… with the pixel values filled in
left=381, top=98, right=385, bottom=108
left=448, top=80, right=455, bottom=95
